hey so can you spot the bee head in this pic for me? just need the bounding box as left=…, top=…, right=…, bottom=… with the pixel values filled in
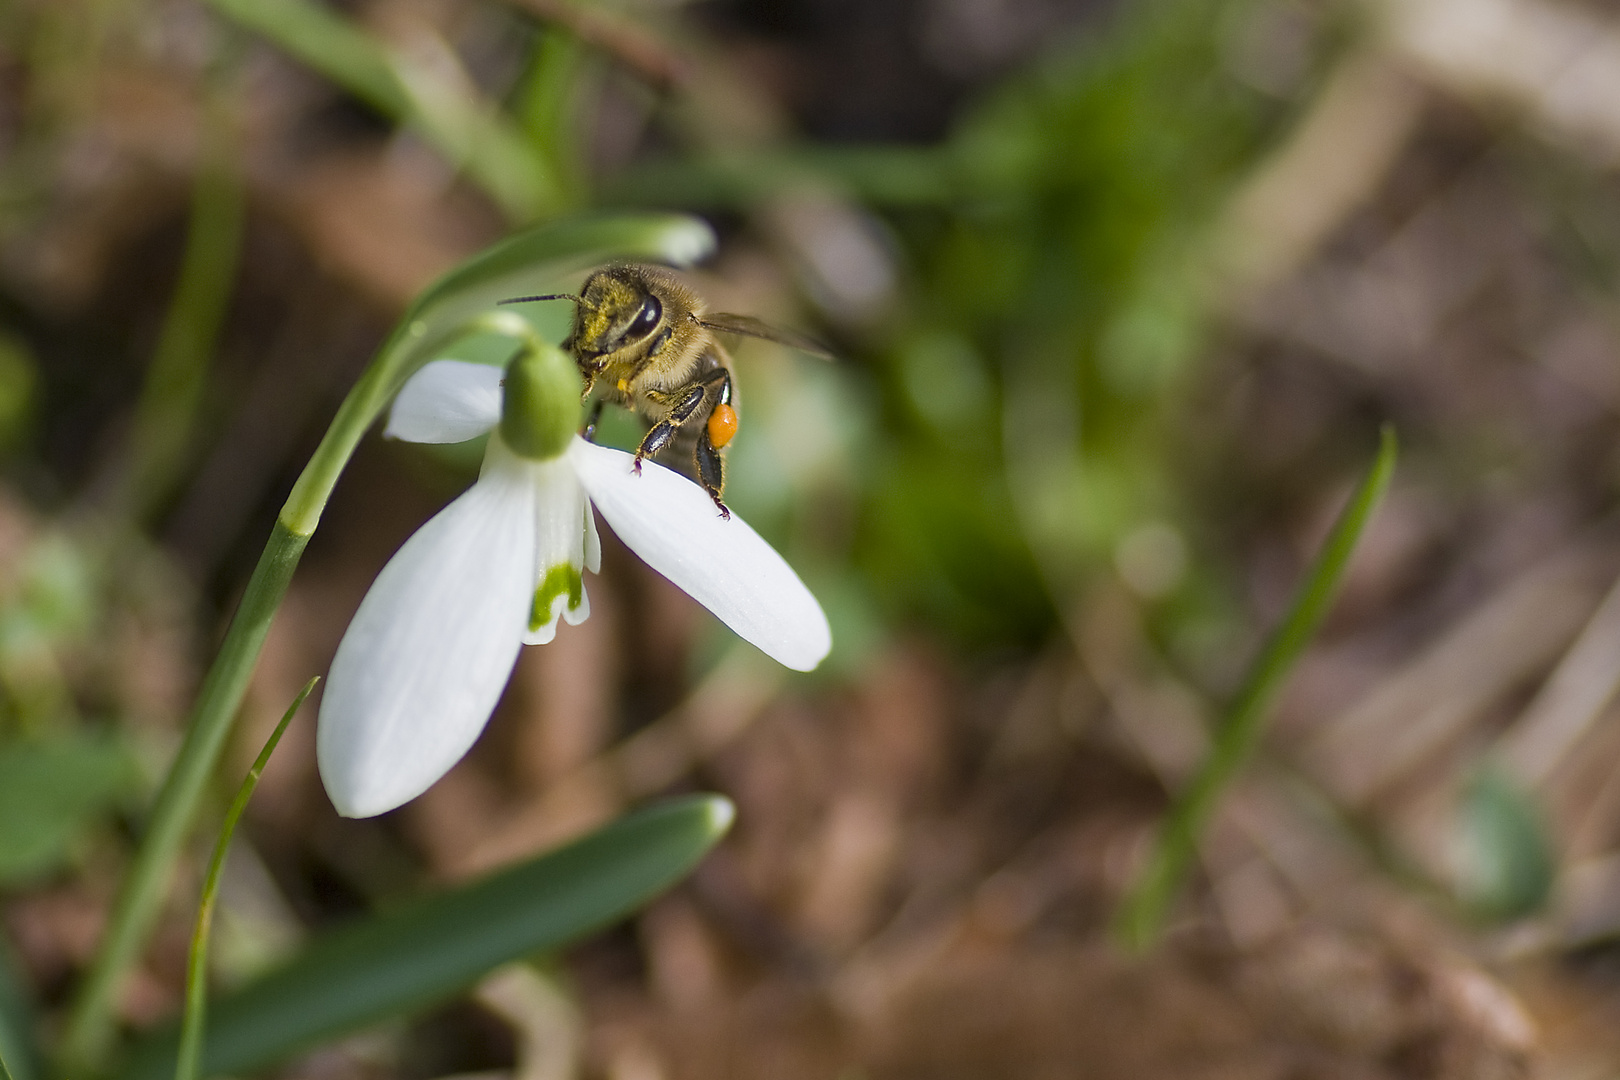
left=500, top=265, right=692, bottom=372
left=573, top=268, right=665, bottom=365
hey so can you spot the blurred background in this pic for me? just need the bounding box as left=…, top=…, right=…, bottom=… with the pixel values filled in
left=8, top=0, right=1620, bottom=1074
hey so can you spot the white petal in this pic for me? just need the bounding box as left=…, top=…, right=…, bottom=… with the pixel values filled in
left=583, top=502, right=602, bottom=574
left=569, top=438, right=831, bottom=671
left=522, top=458, right=593, bottom=646
left=318, top=441, right=537, bottom=817
left=385, top=360, right=503, bottom=444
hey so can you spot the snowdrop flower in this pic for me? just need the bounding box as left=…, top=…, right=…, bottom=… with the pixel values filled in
left=318, top=345, right=830, bottom=818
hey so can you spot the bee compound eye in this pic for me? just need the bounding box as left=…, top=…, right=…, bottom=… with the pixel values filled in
left=629, top=295, right=662, bottom=337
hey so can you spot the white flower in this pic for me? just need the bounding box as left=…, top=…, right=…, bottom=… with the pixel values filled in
left=317, top=359, right=831, bottom=818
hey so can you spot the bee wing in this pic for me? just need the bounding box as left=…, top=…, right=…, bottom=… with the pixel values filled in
left=698, top=313, right=834, bottom=359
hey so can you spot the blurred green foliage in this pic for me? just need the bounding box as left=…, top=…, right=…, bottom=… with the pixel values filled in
left=860, top=0, right=1298, bottom=644
left=0, top=736, right=140, bottom=885
left=1456, top=767, right=1556, bottom=923
left=0, top=519, right=145, bottom=893
left=0, top=335, right=36, bottom=457
left=599, top=0, right=1317, bottom=650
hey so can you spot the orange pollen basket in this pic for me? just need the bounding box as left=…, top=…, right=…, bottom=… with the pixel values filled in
left=707, top=403, right=739, bottom=448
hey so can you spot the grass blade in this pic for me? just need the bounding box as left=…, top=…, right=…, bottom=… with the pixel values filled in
left=1116, top=425, right=1397, bottom=949
left=121, top=795, right=733, bottom=1080
left=127, top=49, right=245, bottom=521
left=175, top=677, right=318, bottom=1080
left=603, top=145, right=955, bottom=209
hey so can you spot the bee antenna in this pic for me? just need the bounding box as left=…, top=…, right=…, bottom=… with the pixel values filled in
left=497, top=294, right=602, bottom=317
left=498, top=293, right=576, bottom=305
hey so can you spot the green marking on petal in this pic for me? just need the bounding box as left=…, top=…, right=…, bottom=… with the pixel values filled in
left=530, top=564, right=584, bottom=631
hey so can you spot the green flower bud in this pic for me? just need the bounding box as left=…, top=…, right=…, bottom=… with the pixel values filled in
left=500, top=342, right=582, bottom=460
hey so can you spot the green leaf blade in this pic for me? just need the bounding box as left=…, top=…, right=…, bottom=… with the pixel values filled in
left=201, top=0, right=553, bottom=219
left=120, top=796, right=733, bottom=1080
left=202, top=0, right=405, bottom=118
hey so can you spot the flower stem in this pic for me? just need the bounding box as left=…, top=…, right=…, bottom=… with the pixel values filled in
left=1114, top=425, right=1397, bottom=950
left=175, top=677, right=318, bottom=1080
left=281, top=311, right=543, bottom=535
left=59, top=522, right=309, bottom=1075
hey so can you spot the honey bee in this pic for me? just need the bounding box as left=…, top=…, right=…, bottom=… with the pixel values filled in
left=503, top=264, right=830, bottom=517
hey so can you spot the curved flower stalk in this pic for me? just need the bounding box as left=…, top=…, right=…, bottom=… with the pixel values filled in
left=61, top=213, right=719, bottom=1077
left=318, top=352, right=831, bottom=818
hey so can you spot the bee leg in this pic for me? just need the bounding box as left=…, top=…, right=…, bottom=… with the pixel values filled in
left=632, top=423, right=673, bottom=475
left=695, top=428, right=729, bottom=519
left=633, top=384, right=706, bottom=475
left=700, top=364, right=733, bottom=407
left=695, top=366, right=732, bottom=516
left=582, top=398, right=605, bottom=442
